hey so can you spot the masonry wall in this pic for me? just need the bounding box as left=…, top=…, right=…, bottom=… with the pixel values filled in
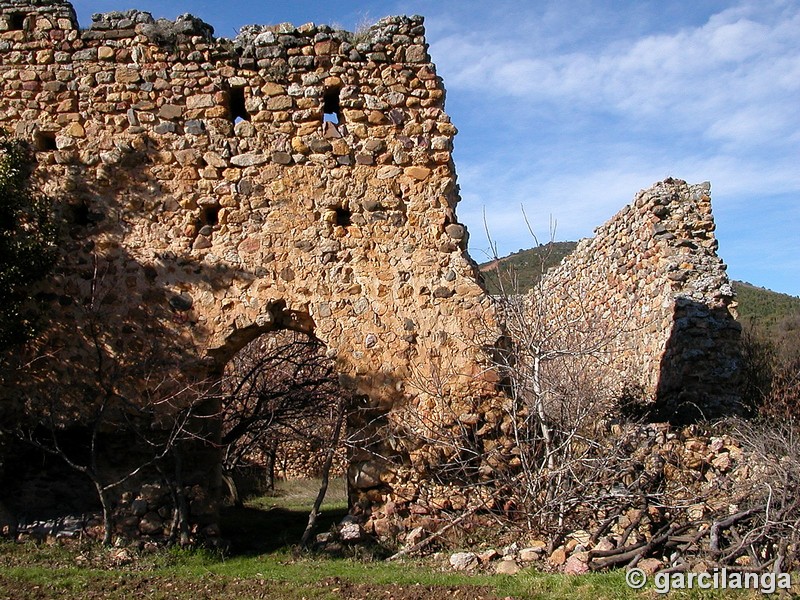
left=0, top=1, right=743, bottom=542
left=0, top=1, right=505, bottom=536
left=534, top=178, right=742, bottom=422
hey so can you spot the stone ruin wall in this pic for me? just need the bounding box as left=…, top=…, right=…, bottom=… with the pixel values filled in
left=534, top=178, right=741, bottom=422
left=0, top=1, right=505, bottom=535
left=0, top=1, right=743, bottom=540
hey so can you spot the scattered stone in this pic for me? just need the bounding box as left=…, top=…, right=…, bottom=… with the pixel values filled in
left=316, top=532, right=334, bottom=544
left=563, top=553, right=589, bottom=575
left=527, top=540, right=547, bottom=552
left=130, top=498, right=148, bottom=516
left=518, top=547, right=543, bottom=562
left=548, top=548, right=567, bottom=567
left=638, top=558, right=663, bottom=575
left=339, top=522, right=364, bottom=542
left=405, top=526, right=426, bottom=547
left=593, top=538, right=615, bottom=552
left=109, top=547, right=133, bottom=565
left=449, top=552, right=479, bottom=571
left=495, top=558, right=520, bottom=575
left=138, top=512, right=163, bottom=535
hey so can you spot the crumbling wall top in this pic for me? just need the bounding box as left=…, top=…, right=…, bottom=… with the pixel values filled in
left=1, top=1, right=428, bottom=72
left=0, top=0, right=77, bottom=33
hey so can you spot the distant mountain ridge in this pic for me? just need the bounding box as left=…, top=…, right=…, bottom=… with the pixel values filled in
left=478, top=243, right=800, bottom=333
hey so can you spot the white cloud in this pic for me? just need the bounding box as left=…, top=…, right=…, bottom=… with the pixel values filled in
left=430, top=1, right=800, bottom=150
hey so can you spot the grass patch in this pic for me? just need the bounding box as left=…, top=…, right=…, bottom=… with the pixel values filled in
left=248, top=477, right=349, bottom=513
left=220, top=477, right=349, bottom=554
left=2, top=478, right=795, bottom=599
left=3, top=538, right=789, bottom=599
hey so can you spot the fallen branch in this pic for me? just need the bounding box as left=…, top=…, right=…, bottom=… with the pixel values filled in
left=386, top=503, right=484, bottom=561
left=709, top=506, right=761, bottom=557
left=589, top=523, right=692, bottom=571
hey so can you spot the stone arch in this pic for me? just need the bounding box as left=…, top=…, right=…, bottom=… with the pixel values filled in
left=215, top=319, right=350, bottom=504
left=206, top=300, right=316, bottom=375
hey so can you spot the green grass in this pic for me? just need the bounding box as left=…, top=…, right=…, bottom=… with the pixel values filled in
left=248, top=476, right=349, bottom=513
left=220, top=477, right=349, bottom=554
left=2, top=540, right=781, bottom=599
left=1, top=478, right=794, bottom=598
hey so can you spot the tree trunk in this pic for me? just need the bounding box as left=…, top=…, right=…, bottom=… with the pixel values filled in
left=265, top=437, right=278, bottom=491
left=301, top=399, right=346, bottom=548
left=165, top=455, right=191, bottom=545
left=222, top=469, right=242, bottom=508
left=96, top=483, right=113, bottom=546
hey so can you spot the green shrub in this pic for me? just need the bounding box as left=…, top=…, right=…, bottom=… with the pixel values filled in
left=0, top=131, right=57, bottom=351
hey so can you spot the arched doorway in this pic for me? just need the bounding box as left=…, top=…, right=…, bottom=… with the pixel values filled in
left=217, top=328, right=349, bottom=507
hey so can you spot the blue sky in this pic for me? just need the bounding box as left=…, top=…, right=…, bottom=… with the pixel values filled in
left=70, top=1, right=800, bottom=296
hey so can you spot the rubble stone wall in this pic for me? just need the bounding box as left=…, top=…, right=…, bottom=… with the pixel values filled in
left=535, top=179, right=741, bottom=422
left=0, top=1, right=742, bottom=539
left=0, top=0, right=502, bottom=528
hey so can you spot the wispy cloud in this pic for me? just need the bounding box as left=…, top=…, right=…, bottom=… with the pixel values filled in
left=415, top=0, right=800, bottom=293
left=432, top=2, right=800, bottom=149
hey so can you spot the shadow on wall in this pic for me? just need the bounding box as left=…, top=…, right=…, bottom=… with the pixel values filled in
left=0, top=134, right=409, bottom=536
left=0, top=142, right=222, bottom=530
left=652, top=297, right=743, bottom=424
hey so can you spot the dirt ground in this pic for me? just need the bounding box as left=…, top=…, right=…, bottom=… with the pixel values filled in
left=0, top=574, right=501, bottom=600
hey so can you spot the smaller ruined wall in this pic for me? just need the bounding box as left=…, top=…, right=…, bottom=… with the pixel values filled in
left=535, top=179, right=741, bottom=422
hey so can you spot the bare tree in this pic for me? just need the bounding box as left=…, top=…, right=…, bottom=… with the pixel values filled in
left=217, top=329, right=349, bottom=506
left=11, top=383, right=201, bottom=545
left=2, top=254, right=212, bottom=545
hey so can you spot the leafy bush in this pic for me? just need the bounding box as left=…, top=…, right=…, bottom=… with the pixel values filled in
left=0, top=132, right=57, bottom=351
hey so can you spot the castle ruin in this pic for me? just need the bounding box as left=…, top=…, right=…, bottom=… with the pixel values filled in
left=0, top=0, right=740, bottom=538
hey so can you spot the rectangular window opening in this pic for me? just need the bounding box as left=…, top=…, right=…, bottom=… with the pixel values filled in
left=334, top=207, right=352, bottom=227
left=34, top=131, right=57, bottom=151
left=229, top=86, right=250, bottom=124
left=323, top=88, right=341, bottom=125
left=201, top=205, right=220, bottom=227
left=9, top=12, right=26, bottom=31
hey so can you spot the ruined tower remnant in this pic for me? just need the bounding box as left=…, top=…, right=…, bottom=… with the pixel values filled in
left=0, top=1, right=503, bottom=523
left=533, top=179, right=741, bottom=422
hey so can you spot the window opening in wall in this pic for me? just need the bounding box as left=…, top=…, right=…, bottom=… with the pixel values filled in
left=323, top=88, right=341, bottom=124
left=334, top=207, right=352, bottom=227
left=70, top=201, right=90, bottom=226
left=201, top=205, right=220, bottom=228
left=8, top=12, right=26, bottom=31
left=34, top=131, right=57, bottom=151
left=229, top=87, right=250, bottom=124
